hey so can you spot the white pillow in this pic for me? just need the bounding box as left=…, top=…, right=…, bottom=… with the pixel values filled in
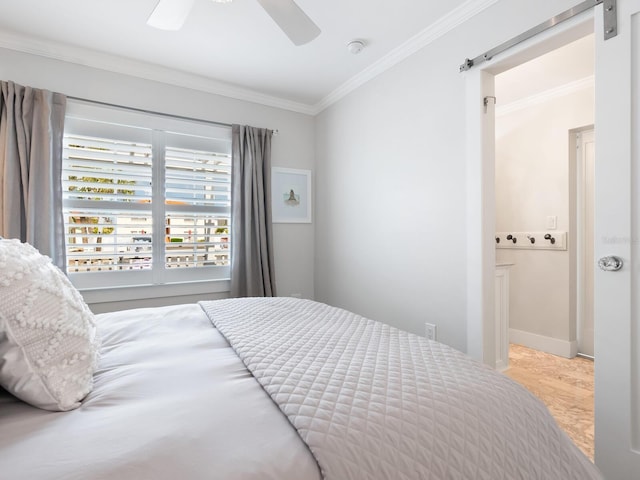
left=0, top=238, right=99, bottom=411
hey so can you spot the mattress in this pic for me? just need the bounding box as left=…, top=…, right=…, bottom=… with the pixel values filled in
left=0, top=298, right=602, bottom=479
left=0, top=303, right=321, bottom=480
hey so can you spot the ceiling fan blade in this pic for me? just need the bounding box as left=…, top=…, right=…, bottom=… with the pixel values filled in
left=147, top=0, right=196, bottom=31
left=256, top=0, right=321, bottom=46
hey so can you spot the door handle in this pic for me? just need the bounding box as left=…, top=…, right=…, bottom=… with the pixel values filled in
left=598, top=255, right=623, bottom=271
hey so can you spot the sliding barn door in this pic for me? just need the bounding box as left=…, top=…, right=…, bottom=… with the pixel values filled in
left=593, top=0, right=640, bottom=478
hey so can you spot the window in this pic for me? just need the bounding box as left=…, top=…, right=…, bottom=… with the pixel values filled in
left=62, top=102, right=232, bottom=289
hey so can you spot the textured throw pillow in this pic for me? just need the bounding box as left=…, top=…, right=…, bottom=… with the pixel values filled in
left=0, top=238, right=99, bottom=411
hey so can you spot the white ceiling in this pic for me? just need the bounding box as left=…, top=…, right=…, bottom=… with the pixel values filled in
left=0, top=0, right=481, bottom=112
left=0, top=1, right=595, bottom=114
left=495, top=34, right=594, bottom=106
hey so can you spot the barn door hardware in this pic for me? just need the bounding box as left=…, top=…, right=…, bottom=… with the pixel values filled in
left=460, top=0, right=617, bottom=72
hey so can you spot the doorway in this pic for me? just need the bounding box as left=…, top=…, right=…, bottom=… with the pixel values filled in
left=491, top=34, right=595, bottom=459
left=493, top=35, right=594, bottom=361
left=575, top=128, right=595, bottom=358
left=466, top=2, right=640, bottom=477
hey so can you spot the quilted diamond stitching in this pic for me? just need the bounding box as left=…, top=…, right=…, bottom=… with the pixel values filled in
left=200, top=298, right=601, bottom=480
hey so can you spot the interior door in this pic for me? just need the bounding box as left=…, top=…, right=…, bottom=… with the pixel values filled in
left=578, top=129, right=595, bottom=357
left=593, top=0, right=640, bottom=477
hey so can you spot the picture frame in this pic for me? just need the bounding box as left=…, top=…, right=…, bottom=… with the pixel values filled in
left=271, top=167, right=312, bottom=223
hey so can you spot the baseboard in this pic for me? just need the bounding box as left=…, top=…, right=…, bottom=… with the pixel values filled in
left=495, top=359, right=509, bottom=372
left=509, top=328, right=578, bottom=359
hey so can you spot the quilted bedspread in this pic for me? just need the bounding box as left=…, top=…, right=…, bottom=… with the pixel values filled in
left=200, top=297, right=602, bottom=480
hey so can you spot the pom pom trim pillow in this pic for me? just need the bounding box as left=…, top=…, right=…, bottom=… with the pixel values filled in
left=0, top=238, right=99, bottom=411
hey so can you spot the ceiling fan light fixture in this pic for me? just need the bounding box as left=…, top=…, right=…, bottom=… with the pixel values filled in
left=149, top=0, right=320, bottom=46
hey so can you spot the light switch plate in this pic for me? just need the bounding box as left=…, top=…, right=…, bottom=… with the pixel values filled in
left=546, top=216, right=557, bottom=230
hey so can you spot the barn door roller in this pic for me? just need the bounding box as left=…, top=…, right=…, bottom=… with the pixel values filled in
left=460, top=0, right=617, bottom=72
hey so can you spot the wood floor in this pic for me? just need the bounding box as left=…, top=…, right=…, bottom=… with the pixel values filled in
left=504, top=344, right=594, bottom=461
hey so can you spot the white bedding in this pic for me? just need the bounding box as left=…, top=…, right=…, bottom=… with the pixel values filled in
left=0, top=298, right=603, bottom=480
left=0, top=304, right=321, bottom=480
left=201, top=297, right=602, bottom=480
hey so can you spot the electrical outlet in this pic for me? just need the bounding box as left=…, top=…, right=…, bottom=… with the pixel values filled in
left=425, top=323, right=437, bottom=341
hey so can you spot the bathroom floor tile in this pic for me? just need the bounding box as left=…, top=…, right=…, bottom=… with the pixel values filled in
left=505, top=344, right=594, bottom=461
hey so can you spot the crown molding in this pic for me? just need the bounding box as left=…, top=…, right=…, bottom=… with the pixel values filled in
left=0, top=0, right=498, bottom=117
left=0, top=30, right=316, bottom=116
left=495, top=75, right=594, bottom=117
left=311, top=0, right=499, bottom=114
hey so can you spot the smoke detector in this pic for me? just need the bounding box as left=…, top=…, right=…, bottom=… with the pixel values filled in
left=347, top=40, right=365, bottom=55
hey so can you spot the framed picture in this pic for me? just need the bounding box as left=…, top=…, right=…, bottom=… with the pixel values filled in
left=271, top=167, right=312, bottom=223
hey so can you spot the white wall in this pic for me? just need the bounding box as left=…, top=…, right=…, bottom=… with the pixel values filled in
left=495, top=85, right=594, bottom=355
left=314, top=0, right=582, bottom=353
left=0, top=47, right=315, bottom=312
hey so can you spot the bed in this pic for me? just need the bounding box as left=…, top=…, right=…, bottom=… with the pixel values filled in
left=0, top=294, right=602, bottom=479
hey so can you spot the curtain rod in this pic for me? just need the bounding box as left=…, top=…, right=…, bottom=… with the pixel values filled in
left=67, top=95, right=279, bottom=135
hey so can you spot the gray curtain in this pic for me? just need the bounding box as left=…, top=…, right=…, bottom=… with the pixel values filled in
left=230, top=125, right=276, bottom=297
left=0, top=81, right=67, bottom=269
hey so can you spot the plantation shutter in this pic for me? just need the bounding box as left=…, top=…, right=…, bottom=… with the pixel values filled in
left=164, top=132, right=231, bottom=270
left=62, top=129, right=154, bottom=273
left=61, top=110, right=232, bottom=289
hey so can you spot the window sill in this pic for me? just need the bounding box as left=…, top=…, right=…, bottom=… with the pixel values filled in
left=79, top=279, right=231, bottom=305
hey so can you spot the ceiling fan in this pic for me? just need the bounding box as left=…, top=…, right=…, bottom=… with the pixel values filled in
left=147, top=0, right=321, bottom=46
